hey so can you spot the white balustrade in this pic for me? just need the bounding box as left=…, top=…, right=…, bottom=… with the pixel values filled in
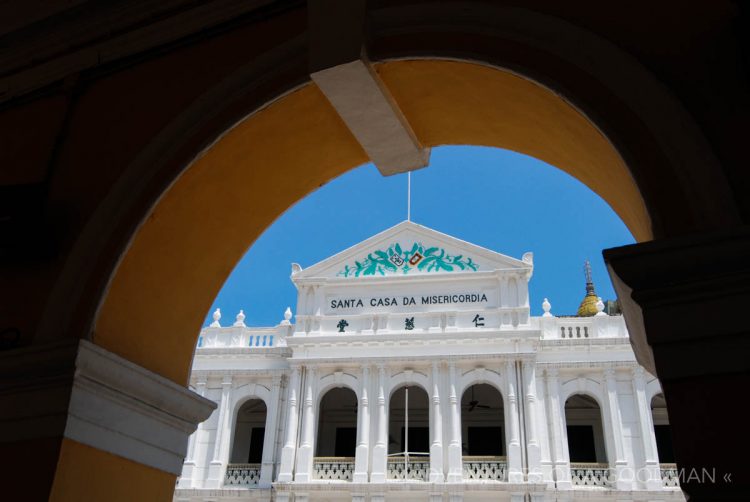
left=660, top=463, right=680, bottom=487
left=570, top=462, right=613, bottom=487
left=313, top=457, right=355, bottom=481
left=462, top=456, right=507, bottom=481
left=387, top=456, right=430, bottom=481
left=225, top=463, right=261, bottom=486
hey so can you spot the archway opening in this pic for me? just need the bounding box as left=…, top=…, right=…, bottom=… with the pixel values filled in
left=226, top=399, right=267, bottom=486
left=651, top=393, right=675, bottom=464
left=388, top=385, right=430, bottom=481
left=314, top=387, right=358, bottom=481
left=460, top=383, right=506, bottom=481
left=564, top=394, right=607, bottom=464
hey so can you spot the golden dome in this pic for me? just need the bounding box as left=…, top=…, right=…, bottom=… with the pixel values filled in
left=577, top=292, right=599, bottom=317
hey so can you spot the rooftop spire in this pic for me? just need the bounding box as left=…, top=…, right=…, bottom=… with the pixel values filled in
left=577, top=259, right=599, bottom=316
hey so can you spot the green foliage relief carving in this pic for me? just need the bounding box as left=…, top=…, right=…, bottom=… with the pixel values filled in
left=337, top=242, right=479, bottom=277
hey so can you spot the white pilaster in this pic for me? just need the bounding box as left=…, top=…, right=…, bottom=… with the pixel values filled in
left=602, top=368, right=630, bottom=490
left=544, top=368, right=571, bottom=489
left=207, top=375, right=233, bottom=488
left=260, top=375, right=282, bottom=487
left=632, top=367, right=662, bottom=489
left=353, top=366, right=371, bottom=482
left=446, top=361, right=462, bottom=482
left=180, top=378, right=207, bottom=488
left=430, top=362, right=445, bottom=482
left=278, top=367, right=301, bottom=482
left=295, top=367, right=317, bottom=481
left=505, top=361, right=523, bottom=483
left=522, top=360, right=542, bottom=482
left=370, top=365, right=388, bottom=483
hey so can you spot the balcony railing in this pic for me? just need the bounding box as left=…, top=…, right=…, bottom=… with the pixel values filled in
left=387, top=455, right=430, bottom=481
left=660, top=463, right=679, bottom=487
left=225, top=463, right=260, bottom=486
left=462, top=456, right=507, bottom=481
left=570, top=462, right=612, bottom=487
left=313, top=457, right=355, bottom=481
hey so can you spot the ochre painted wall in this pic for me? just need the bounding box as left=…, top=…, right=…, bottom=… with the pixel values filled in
left=49, top=440, right=175, bottom=502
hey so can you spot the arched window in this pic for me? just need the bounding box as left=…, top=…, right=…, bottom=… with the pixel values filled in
left=388, top=385, right=430, bottom=480
left=651, top=394, right=675, bottom=463
left=316, top=387, right=358, bottom=457
left=564, top=394, right=607, bottom=464
left=460, top=383, right=507, bottom=481
left=230, top=399, right=267, bottom=463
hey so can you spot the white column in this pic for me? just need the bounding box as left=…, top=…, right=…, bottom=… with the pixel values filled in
left=354, top=366, right=371, bottom=482
left=278, top=367, right=301, bottom=482
left=522, top=360, right=542, bottom=482
left=632, top=367, right=662, bottom=489
left=179, top=379, right=207, bottom=488
left=259, top=375, right=282, bottom=487
left=505, top=361, right=523, bottom=483
left=446, top=361, right=462, bottom=482
left=430, top=362, right=445, bottom=482
left=295, top=367, right=316, bottom=481
left=207, top=375, right=233, bottom=488
left=544, top=368, right=571, bottom=489
left=370, top=365, right=388, bottom=482
left=602, top=368, right=630, bottom=489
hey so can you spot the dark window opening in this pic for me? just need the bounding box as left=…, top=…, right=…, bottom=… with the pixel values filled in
left=467, top=426, right=503, bottom=455
left=247, top=427, right=265, bottom=463
left=334, top=427, right=357, bottom=457
left=567, top=425, right=596, bottom=462
left=400, top=426, right=430, bottom=453
left=654, top=425, right=675, bottom=463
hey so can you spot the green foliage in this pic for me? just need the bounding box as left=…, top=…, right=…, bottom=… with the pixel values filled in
left=337, top=242, right=479, bottom=277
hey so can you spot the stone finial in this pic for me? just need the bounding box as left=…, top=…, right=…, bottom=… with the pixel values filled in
left=210, top=308, right=221, bottom=327
left=595, top=297, right=606, bottom=316
left=542, top=298, right=553, bottom=317
left=522, top=252, right=534, bottom=265
left=233, top=309, right=246, bottom=327
left=291, top=263, right=302, bottom=275
left=281, top=307, right=293, bottom=326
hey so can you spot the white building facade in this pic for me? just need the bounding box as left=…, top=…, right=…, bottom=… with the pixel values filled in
left=175, top=222, right=683, bottom=502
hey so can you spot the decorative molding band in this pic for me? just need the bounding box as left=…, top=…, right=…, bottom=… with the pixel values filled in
left=0, top=339, right=216, bottom=475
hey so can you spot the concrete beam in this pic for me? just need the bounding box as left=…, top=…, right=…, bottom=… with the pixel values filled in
left=312, top=59, right=430, bottom=176
left=308, top=0, right=430, bottom=176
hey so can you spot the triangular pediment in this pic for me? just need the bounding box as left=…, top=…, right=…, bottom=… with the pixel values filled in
left=292, top=221, right=532, bottom=281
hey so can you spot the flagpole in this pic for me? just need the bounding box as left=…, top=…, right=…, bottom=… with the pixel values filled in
left=407, top=171, right=411, bottom=221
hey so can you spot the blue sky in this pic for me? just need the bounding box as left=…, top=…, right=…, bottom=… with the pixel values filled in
left=204, top=146, right=634, bottom=328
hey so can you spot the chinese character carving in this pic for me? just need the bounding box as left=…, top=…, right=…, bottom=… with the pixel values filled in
left=405, top=317, right=415, bottom=330
left=337, top=319, right=349, bottom=332
left=472, top=314, right=485, bottom=327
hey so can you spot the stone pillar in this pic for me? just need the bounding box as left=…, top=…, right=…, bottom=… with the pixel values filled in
left=505, top=361, right=523, bottom=483
left=259, top=375, right=282, bottom=487
left=179, top=378, right=207, bottom=488
left=602, top=368, right=630, bottom=490
left=294, top=367, right=316, bottom=481
left=207, top=375, right=233, bottom=488
left=446, top=361, right=462, bottom=482
left=278, top=367, right=301, bottom=482
left=522, top=360, right=542, bottom=483
left=544, top=368, right=571, bottom=489
left=430, top=362, right=445, bottom=482
left=631, top=367, right=662, bottom=490
left=605, top=231, right=750, bottom=501
left=370, top=365, right=388, bottom=483
left=353, top=366, right=371, bottom=482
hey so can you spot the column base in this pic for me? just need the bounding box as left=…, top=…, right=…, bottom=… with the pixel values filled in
left=278, top=445, right=296, bottom=482
left=206, top=460, right=226, bottom=488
